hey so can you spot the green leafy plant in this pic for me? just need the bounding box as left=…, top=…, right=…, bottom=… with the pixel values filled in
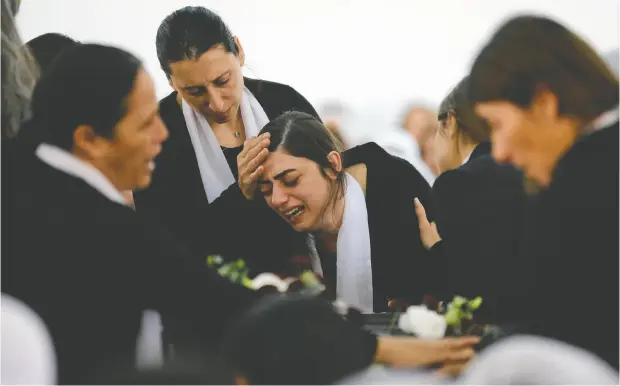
left=206, top=255, right=253, bottom=288
left=444, top=296, right=483, bottom=335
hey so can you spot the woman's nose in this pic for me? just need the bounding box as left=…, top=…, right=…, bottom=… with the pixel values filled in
left=270, top=185, right=289, bottom=208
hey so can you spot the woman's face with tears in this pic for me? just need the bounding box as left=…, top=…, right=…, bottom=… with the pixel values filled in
left=258, top=149, right=341, bottom=233
left=168, top=41, right=245, bottom=125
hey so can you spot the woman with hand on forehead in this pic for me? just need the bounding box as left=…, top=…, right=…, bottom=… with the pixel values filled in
left=253, top=111, right=436, bottom=314
left=134, top=6, right=316, bottom=273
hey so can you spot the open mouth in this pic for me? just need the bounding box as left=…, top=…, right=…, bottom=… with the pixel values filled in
left=283, top=206, right=305, bottom=221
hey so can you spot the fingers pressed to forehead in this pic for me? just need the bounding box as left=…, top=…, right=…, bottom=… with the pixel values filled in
left=246, top=148, right=269, bottom=172
left=241, top=140, right=269, bottom=166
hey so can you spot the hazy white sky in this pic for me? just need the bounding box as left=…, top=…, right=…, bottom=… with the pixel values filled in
left=17, top=0, right=619, bottom=142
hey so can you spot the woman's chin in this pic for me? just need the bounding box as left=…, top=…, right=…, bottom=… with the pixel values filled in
left=291, top=221, right=310, bottom=232
left=289, top=217, right=315, bottom=233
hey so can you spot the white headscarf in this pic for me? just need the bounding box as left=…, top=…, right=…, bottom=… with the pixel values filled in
left=181, top=87, right=270, bottom=203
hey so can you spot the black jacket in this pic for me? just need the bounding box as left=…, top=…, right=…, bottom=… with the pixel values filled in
left=134, top=78, right=320, bottom=275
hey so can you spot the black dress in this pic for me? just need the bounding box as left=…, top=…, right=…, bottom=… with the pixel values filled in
left=523, top=121, right=619, bottom=369
left=2, top=157, right=257, bottom=384
left=134, top=77, right=319, bottom=275
left=317, top=142, right=435, bottom=312
left=426, top=142, right=531, bottom=324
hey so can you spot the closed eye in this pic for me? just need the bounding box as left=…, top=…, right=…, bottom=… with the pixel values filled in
left=213, top=78, right=229, bottom=87
left=185, top=87, right=205, bottom=97
left=283, top=178, right=299, bottom=187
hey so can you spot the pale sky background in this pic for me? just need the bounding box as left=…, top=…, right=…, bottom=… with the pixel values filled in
left=16, top=0, right=619, bottom=144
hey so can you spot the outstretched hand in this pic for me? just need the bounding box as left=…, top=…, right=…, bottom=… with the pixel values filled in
left=414, top=197, right=441, bottom=249
left=376, top=335, right=479, bottom=371
left=237, top=133, right=270, bottom=200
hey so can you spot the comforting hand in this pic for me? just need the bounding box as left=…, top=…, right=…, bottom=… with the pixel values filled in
left=414, top=197, right=441, bottom=249
left=376, top=335, right=479, bottom=370
left=237, top=133, right=270, bottom=200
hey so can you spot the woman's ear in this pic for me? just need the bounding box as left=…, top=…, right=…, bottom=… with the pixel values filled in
left=446, top=111, right=459, bottom=138
left=233, top=36, right=245, bottom=67
left=73, top=124, right=109, bottom=160
left=324, top=151, right=342, bottom=180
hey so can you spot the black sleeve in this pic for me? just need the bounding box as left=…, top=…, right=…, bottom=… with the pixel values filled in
left=431, top=169, right=476, bottom=238
left=134, top=179, right=258, bottom=259
left=140, top=219, right=258, bottom=352
left=355, top=143, right=435, bottom=305
left=360, top=330, right=378, bottom=366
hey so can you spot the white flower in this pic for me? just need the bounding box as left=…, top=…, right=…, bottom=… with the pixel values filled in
left=398, top=305, right=447, bottom=339
left=332, top=299, right=349, bottom=316
left=250, top=273, right=294, bottom=292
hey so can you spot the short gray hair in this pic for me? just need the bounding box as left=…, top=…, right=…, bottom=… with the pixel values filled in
left=1, top=0, right=40, bottom=139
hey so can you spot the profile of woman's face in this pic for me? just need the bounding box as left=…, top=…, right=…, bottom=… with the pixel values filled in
left=79, top=69, right=169, bottom=192
left=475, top=94, right=574, bottom=186
left=168, top=40, right=245, bottom=125
left=258, top=148, right=337, bottom=233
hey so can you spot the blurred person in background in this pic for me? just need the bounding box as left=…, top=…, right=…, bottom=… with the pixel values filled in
left=222, top=295, right=478, bottom=384
left=413, top=76, right=530, bottom=325
left=459, top=335, right=619, bottom=384
left=3, top=43, right=259, bottom=383
left=8, top=33, right=81, bottom=157
left=1, top=293, right=57, bottom=385
left=25, top=33, right=79, bottom=74
left=319, top=100, right=349, bottom=149
left=1, top=0, right=39, bottom=140
left=403, top=104, right=440, bottom=174
left=469, top=14, right=619, bottom=369
left=376, top=103, right=438, bottom=185
left=24, top=32, right=135, bottom=208
left=603, top=48, right=618, bottom=75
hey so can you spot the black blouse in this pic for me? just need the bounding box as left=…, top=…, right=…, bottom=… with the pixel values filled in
left=134, top=78, right=320, bottom=275
left=335, top=142, right=434, bottom=312
left=523, top=121, right=619, bottom=369
left=222, top=145, right=243, bottom=180
left=425, top=142, right=530, bottom=324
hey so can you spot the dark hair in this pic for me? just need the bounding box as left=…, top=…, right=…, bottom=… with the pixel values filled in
left=25, top=33, right=79, bottom=74
left=259, top=111, right=346, bottom=209
left=156, top=6, right=238, bottom=77
left=29, top=43, right=142, bottom=150
left=469, top=15, right=619, bottom=121
left=438, top=76, right=490, bottom=143
left=221, top=295, right=370, bottom=385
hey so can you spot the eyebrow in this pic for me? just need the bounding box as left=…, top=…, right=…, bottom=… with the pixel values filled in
left=182, top=70, right=231, bottom=91
left=257, top=168, right=297, bottom=184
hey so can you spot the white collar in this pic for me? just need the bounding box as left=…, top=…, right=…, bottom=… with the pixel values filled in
left=36, top=143, right=128, bottom=206
left=306, top=173, right=374, bottom=313
left=462, top=150, right=474, bottom=166
left=583, top=106, right=619, bottom=136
